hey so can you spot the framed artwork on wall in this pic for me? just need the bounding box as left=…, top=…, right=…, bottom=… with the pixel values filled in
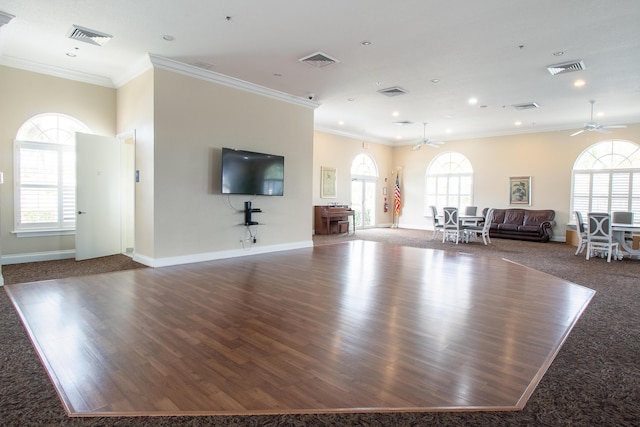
left=509, top=176, right=531, bottom=205
left=321, top=166, right=337, bottom=198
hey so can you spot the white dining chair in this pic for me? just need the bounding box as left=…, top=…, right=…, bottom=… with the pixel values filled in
left=442, top=207, right=463, bottom=244
left=573, top=211, right=588, bottom=256
left=586, top=212, right=619, bottom=262
left=429, top=205, right=444, bottom=241
left=465, top=208, right=494, bottom=245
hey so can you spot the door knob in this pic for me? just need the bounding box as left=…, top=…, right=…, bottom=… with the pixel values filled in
left=77, top=211, right=86, bottom=215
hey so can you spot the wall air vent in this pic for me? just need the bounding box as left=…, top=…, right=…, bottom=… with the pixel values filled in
left=67, top=25, right=113, bottom=46
left=298, top=51, right=340, bottom=68
left=546, top=60, right=585, bottom=76
left=378, top=86, right=408, bottom=97
left=512, top=102, right=540, bottom=110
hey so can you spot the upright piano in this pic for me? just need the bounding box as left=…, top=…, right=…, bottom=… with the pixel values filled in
left=314, top=205, right=355, bottom=235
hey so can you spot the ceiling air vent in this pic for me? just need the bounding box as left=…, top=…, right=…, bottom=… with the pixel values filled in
left=546, top=60, right=585, bottom=76
left=378, top=86, right=408, bottom=97
left=67, top=25, right=113, bottom=46
left=512, top=102, right=540, bottom=110
left=298, top=51, right=340, bottom=68
left=393, top=120, right=413, bottom=126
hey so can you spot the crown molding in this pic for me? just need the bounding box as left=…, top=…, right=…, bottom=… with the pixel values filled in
left=0, top=55, right=115, bottom=87
left=147, top=54, right=319, bottom=110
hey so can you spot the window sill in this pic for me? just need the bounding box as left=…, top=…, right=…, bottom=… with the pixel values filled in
left=12, top=229, right=76, bottom=238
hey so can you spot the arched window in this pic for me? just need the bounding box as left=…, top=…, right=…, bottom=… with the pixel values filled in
left=14, top=113, right=91, bottom=234
left=350, top=154, right=378, bottom=228
left=425, top=152, right=474, bottom=213
left=572, top=139, right=640, bottom=225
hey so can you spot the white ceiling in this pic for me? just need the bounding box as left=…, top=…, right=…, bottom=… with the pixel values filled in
left=1, top=0, right=640, bottom=145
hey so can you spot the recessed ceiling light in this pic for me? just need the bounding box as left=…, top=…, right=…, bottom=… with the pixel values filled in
left=273, top=73, right=282, bottom=77
left=468, top=97, right=478, bottom=105
left=162, top=35, right=175, bottom=41
left=515, top=121, right=522, bottom=126
left=553, top=51, right=565, bottom=56
left=574, top=79, right=586, bottom=87
left=361, top=41, right=372, bottom=46
left=347, top=97, right=356, bottom=102
left=431, top=78, right=440, bottom=84
left=445, top=129, right=452, bottom=134
left=338, top=121, right=345, bottom=125
left=66, top=52, right=77, bottom=57
left=392, top=111, right=400, bottom=117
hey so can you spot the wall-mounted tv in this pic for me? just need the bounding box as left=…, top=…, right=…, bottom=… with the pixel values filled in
left=221, top=147, right=284, bottom=196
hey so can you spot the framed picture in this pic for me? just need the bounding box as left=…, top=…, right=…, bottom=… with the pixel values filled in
left=321, top=166, right=337, bottom=198
left=509, top=176, right=531, bottom=205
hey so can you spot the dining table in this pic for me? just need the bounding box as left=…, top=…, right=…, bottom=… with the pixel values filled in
left=611, top=223, right=640, bottom=259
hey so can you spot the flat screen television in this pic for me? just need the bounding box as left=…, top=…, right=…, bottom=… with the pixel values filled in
left=221, top=147, right=284, bottom=196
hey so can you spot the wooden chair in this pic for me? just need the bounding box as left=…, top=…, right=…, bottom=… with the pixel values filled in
left=465, top=208, right=494, bottom=245
left=573, top=211, right=588, bottom=255
left=442, top=207, right=463, bottom=244
left=586, top=212, right=619, bottom=262
left=429, top=205, right=444, bottom=240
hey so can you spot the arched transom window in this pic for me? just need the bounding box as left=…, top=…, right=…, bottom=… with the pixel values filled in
left=425, top=152, right=474, bottom=214
left=572, top=139, right=640, bottom=225
left=14, top=113, right=91, bottom=233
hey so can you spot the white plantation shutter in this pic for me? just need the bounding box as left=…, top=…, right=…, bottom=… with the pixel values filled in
left=425, top=152, right=473, bottom=215
left=571, top=140, right=640, bottom=225
left=14, top=113, right=89, bottom=232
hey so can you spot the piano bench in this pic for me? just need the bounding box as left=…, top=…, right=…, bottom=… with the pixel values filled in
left=337, top=220, right=349, bottom=234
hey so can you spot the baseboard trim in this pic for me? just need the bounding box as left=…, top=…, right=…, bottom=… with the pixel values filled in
left=1, top=250, right=75, bottom=265
left=136, top=240, right=315, bottom=268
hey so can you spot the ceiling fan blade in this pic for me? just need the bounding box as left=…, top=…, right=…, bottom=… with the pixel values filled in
left=595, top=127, right=612, bottom=134
left=570, top=129, right=585, bottom=136
left=603, top=125, right=627, bottom=129
left=412, top=143, right=422, bottom=151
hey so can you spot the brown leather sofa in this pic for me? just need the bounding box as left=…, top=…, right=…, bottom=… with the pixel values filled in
left=482, top=208, right=555, bottom=242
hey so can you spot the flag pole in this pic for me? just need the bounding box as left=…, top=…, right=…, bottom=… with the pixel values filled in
left=392, top=170, right=401, bottom=228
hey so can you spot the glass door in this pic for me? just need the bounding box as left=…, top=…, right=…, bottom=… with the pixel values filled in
left=351, top=178, right=376, bottom=228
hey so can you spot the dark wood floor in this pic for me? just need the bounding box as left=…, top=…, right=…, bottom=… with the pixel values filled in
left=6, top=241, right=595, bottom=417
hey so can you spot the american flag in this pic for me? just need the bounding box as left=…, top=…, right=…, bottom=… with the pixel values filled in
left=394, top=175, right=401, bottom=215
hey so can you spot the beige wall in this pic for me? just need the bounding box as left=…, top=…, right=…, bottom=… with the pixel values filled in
left=0, top=65, right=116, bottom=257
left=313, top=132, right=395, bottom=228
left=150, top=69, right=314, bottom=261
left=390, top=124, right=640, bottom=239
left=116, top=69, right=155, bottom=258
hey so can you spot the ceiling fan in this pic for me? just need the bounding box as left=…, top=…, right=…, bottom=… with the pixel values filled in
left=570, top=100, right=627, bottom=136
left=412, top=122, right=444, bottom=150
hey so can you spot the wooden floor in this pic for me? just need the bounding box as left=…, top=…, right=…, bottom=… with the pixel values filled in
left=6, top=241, right=595, bottom=417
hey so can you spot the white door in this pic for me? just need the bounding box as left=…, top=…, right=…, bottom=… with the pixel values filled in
left=75, top=133, right=122, bottom=261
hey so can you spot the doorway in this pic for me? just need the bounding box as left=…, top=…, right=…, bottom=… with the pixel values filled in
left=350, top=154, right=378, bottom=229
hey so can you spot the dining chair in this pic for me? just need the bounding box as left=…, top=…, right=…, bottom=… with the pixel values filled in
left=429, top=205, right=444, bottom=241
left=586, top=212, right=619, bottom=262
left=442, top=207, right=463, bottom=244
left=612, top=211, right=634, bottom=248
left=573, top=211, right=588, bottom=255
left=464, top=208, right=494, bottom=245
left=462, top=206, right=479, bottom=226
left=464, top=206, right=477, bottom=216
